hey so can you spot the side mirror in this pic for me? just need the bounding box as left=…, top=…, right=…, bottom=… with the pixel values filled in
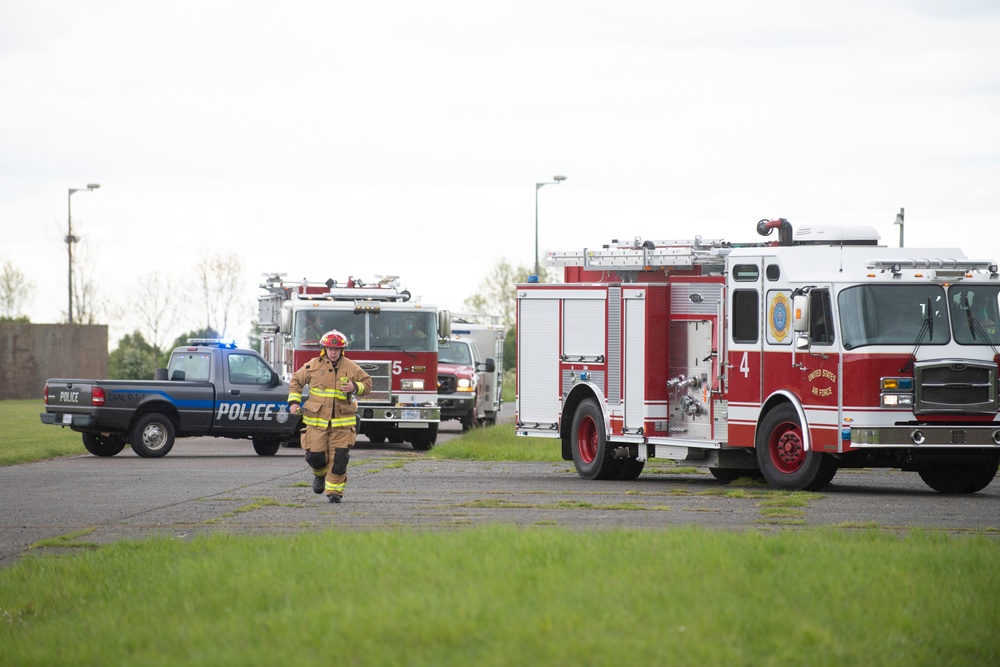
left=270, top=371, right=282, bottom=387
left=438, top=310, right=452, bottom=339
left=792, top=294, right=809, bottom=332
left=795, top=334, right=811, bottom=350
left=280, top=305, right=293, bottom=334
left=480, top=358, right=497, bottom=373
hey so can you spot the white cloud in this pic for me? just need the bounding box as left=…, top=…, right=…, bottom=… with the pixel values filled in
left=1, top=0, right=997, bottom=347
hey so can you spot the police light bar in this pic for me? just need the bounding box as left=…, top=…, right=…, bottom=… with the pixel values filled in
left=187, top=338, right=237, bottom=349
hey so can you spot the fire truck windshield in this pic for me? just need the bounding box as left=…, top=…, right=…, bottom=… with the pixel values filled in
left=949, top=284, right=1000, bottom=345
left=294, top=311, right=362, bottom=348
left=838, top=284, right=950, bottom=349
left=371, top=311, right=437, bottom=353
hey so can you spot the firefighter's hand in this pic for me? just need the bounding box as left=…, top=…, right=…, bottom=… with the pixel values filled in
left=289, top=403, right=299, bottom=415
left=340, top=379, right=356, bottom=394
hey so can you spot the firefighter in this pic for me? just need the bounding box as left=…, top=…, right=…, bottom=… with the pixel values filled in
left=287, top=329, right=372, bottom=503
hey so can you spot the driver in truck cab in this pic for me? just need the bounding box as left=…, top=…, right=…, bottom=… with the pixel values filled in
left=287, top=330, right=372, bottom=503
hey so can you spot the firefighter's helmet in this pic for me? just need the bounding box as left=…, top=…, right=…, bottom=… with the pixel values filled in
left=319, top=330, right=349, bottom=349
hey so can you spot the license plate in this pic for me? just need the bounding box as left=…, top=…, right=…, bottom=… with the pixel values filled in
left=62, top=414, right=73, bottom=425
left=401, top=410, right=420, bottom=420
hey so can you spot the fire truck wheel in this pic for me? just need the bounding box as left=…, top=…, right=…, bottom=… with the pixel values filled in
left=617, top=458, right=645, bottom=481
left=708, top=468, right=762, bottom=483
left=571, top=398, right=622, bottom=480
left=917, top=452, right=1000, bottom=494
left=410, top=424, right=439, bottom=451
left=81, top=433, right=126, bottom=457
left=755, top=404, right=837, bottom=491
left=252, top=437, right=281, bottom=456
left=129, top=413, right=176, bottom=458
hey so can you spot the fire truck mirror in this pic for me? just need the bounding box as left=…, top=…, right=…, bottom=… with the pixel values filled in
left=438, top=310, right=452, bottom=339
left=280, top=306, right=292, bottom=334
left=791, top=294, right=809, bottom=332
left=795, top=334, right=811, bottom=351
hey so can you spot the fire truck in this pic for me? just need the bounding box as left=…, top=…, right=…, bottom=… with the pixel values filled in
left=515, top=218, right=1000, bottom=493
left=258, top=274, right=450, bottom=450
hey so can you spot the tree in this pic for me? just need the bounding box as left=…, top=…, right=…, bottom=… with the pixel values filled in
left=463, top=260, right=560, bottom=372
left=194, top=253, right=246, bottom=338
left=0, top=260, right=35, bottom=320
left=109, top=331, right=162, bottom=380
left=67, top=237, right=106, bottom=325
left=129, top=272, right=179, bottom=352
left=168, top=327, right=221, bottom=351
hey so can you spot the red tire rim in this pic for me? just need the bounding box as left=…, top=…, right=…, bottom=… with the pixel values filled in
left=577, top=415, right=598, bottom=464
left=769, top=421, right=805, bottom=473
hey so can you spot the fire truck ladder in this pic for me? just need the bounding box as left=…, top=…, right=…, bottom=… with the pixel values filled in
left=545, top=236, right=734, bottom=279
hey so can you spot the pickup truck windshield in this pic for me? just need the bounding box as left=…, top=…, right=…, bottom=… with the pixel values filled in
left=439, top=342, right=472, bottom=365
left=838, top=284, right=949, bottom=349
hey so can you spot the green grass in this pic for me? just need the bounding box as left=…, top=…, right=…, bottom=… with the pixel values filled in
left=0, top=399, right=84, bottom=465
left=2, top=527, right=997, bottom=666
left=430, top=422, right=562, bottom=461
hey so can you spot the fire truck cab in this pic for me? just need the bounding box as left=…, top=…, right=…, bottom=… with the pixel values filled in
left=516, top=219, right=1000, bottom=493
left=259, top=274, right=450, bottom=450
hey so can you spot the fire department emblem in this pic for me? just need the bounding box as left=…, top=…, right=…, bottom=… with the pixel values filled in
left=769, top=292, right=791, bottom=343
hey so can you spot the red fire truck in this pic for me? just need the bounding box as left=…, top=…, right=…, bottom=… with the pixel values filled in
left=258, top=274, right=449, bottom=450
left=516, top=218, right=1000, bottom=493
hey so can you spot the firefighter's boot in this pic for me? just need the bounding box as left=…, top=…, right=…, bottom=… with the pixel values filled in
left=305, top=450, right=328, bottom=495
left=328, top=493, right=342, bottom=503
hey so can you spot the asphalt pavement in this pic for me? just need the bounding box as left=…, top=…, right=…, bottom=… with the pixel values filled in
left=2, top=408, right=998, bottom=568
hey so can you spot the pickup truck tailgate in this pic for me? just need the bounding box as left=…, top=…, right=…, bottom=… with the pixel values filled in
left=40, top=379, right=98, bottom=428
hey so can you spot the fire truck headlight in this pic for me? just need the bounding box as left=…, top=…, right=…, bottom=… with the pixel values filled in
left=881, top=393, right=913, bottom=408
left=401, top=379, right=425, bottom=390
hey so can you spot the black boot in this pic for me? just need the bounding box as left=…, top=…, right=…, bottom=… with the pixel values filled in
left=312, top=475, right=325, bottom=494
left=328, top=494, right=342, bottom=503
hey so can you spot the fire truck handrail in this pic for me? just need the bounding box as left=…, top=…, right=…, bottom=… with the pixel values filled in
left=546, top=241, right=732, bottom=270
left=868, top=258, right=998, bottom=272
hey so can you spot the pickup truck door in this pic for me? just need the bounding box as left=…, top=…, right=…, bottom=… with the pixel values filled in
left=214, top=351, right=296, bottom=436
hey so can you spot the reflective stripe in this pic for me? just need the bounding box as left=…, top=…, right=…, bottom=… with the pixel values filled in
left=326, top=481, right=346, bottom=493
left=302, top=415, right=357, bottom=429
left=310, top=387, right=348, bottom=400
left=288, top=392, right=302, bottom=402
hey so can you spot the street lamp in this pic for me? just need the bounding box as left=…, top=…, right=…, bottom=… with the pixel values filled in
left=67, top=183, right=100, bottom=324
left=535, top=175, right=567, bottom=278
left=893, top=207, right=905, bottom=248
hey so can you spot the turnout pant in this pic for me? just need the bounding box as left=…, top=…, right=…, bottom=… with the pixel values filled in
left=303, top=425, right=356, bottom=497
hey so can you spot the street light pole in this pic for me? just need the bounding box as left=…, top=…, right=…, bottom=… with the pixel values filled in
left=534, top=175, right=567, bottom=278
left=67, top=183, right=100, bottom=324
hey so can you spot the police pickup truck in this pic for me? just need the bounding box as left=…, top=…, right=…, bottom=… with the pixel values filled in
left=40, top=339, right=298, bottom=458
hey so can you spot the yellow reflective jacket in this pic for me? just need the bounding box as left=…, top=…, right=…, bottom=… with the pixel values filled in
left=287, top=352, right=372, bottom=429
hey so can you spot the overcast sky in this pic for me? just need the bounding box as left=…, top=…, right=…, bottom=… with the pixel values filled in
left=1, top=0, right=998, bottom=346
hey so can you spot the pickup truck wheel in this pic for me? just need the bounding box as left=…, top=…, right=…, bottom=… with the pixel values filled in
left=82, top=433, right=126, bottom=457
left=460, top=409, right=476, bottom=431
left=130, top=413, right=176, bottom=458
left=253, top=437, right=281, bottom=456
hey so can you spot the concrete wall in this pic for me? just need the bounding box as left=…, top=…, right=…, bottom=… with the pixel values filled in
left=0, top=324, right=109, bottom=400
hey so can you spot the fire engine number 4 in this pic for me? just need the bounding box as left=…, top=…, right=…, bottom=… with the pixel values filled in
left=738, top=352, right=750, bottom=378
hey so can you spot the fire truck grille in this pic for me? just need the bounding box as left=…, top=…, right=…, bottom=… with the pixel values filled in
left=438, top=376, right=456, bottom=394
left=357, top=361, right=392, bottom=404
left=914, top=361, right=997, bottom=415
